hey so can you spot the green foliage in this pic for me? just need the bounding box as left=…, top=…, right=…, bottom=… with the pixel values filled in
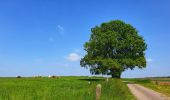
left=81, top=20, right=147, bottom=78
left=0, top=77, right=134, bottom=100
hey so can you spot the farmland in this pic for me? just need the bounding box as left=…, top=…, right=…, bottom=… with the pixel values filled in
left=0, top=76, right=134, bottom=100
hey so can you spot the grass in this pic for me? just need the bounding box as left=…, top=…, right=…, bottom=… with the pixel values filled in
left=123, top=78, right=170, bottom=97
left=0, top=76, right=134, bottom=100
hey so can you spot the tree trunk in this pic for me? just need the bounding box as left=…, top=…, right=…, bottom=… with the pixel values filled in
left=111, top=70, right=121, bottom=78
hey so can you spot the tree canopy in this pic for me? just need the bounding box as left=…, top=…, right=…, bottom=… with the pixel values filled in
left=80, top=20, right=147, bottom=78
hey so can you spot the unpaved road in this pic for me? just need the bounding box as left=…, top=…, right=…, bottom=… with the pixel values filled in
left=127, top=84, right=170, bottom=100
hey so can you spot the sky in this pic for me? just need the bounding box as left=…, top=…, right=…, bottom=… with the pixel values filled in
left=0, top=0, right=170, bottom=78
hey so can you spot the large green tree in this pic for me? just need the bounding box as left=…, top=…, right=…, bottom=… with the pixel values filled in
left=80, top=20, right=147, bottom=78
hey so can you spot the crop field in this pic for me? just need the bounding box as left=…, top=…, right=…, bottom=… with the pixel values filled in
left=123, top=78, right=170, bottom=96
left=0, top=76, right=134, bottom=100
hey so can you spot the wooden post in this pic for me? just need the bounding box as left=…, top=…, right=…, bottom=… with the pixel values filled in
left=96, top=84, right=101, bottom=100
left=106, top=78, right=109, bottom=82
left=156, top=80, right=158, bottom=85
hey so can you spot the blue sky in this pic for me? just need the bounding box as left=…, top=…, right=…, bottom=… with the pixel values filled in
left=0, top=0, right=170, bottom=77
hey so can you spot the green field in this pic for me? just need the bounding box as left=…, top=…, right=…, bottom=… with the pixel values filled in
left=123, top=78, right=170, bottom=96
left=0, top=76, right=134, bottom=100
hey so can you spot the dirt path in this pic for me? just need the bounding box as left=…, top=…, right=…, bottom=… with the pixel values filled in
left=127, top=84, right=170, bottom=100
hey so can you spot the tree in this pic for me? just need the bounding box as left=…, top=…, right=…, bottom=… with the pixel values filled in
left=80, top=20, right=147, bottom=78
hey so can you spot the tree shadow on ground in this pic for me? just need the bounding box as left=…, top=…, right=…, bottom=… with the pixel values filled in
left=78, top=78, right=104, bottom=82
left=122, top=81, right=135, bottom=84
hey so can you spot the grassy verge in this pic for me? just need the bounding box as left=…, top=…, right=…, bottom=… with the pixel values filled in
left=0, top=76, right=134, bottom=100
left=123, top=78, right=170, bottom=97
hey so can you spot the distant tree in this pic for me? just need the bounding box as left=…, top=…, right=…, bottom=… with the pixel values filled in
left=80, top=20, right=147, bottom=78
